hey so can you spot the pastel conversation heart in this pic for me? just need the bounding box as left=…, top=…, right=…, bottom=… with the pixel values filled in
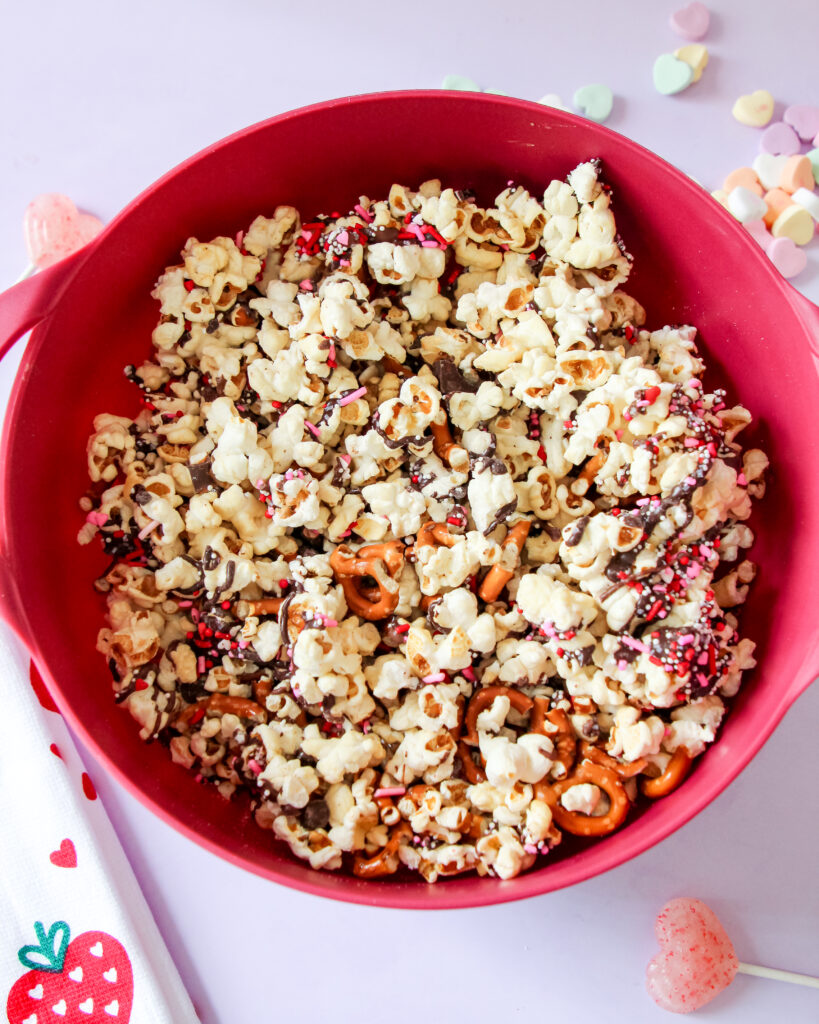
left=753, top=152, right=788, bottom=190
left=573, top=84, right=613, bottom=123
left=732, top=89, right=774, bottom=127
left=806, top=148, right=819, bottom=184
left=759, top=121, right=800, bottom=156
left=670, top=2, right=710, bottom=40
left=771, top=204, right=814, bottom=245
left=653, top=54, right=693, bottom=95
left=674, top=43, right=708, bottom=83
left=23, top=194, right=103, bottom=270
left=783, top=104, right=819, bottom=142
left=646, top=898, right=738, bottom=1013
left=726, top=186, right=767, bottom=223
left=723, top=166, right=763, bottom=195
left=538, top=93, right=571, bottom=112
left=742, top=218, right=771, bottom=251
left=768, top=236, right=808, bottom=278
left=441, top=73, right=480, bottom=92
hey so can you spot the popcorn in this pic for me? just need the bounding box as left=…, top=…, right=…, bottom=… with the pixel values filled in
left=83, top=162, right=765, bottom=886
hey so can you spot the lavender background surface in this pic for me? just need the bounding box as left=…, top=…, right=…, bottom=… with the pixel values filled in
left=1, top=1, right=818, bottom=1021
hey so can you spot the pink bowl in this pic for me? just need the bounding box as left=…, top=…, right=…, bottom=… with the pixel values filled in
left=1, top=92, right=818, bottom=909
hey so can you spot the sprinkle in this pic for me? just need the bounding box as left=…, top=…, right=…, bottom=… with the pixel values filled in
left=461, top=666, right=476, bottom=681
left=524, top=844, right=538, bottom=855
left=620, top=635, right=650, bottom=654
left=299, top=279, right=314, bottom=291
left=354, top=203, right=373, bottom=222
left=395, top=623, right=411, bottom=634
left=86, top=510, right=108, bottom=526
left=339, top=386, right=367, bottom=407
left=737, top=472, right=747, bottom=486
left=684, top=476, right=698, bottom=486
left=374, top=786, right=407, bottom=799
left=684, top=437, right=701, bottom=448
left=137, top=519, right=161, bottom=540
left=177, top=600, right=193, bottom=608
left=423, top=672, right=446, bottom=683
left=322, top=617, right=339, bottom=628
left=305, top=421, right=321, bottom=438
left=197, top=656, right=206, bottom=675
left=617, top=659, right=628, bottom=671
left=247, top=759, right=263, bottom=776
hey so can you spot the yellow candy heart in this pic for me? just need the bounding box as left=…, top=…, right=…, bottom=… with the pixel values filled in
left=771, top=204, right=814, bottom=245
left=732, top=90, right=775, bottom=127
left=710, top=189, right=729, bottom=209
left=674, top=44, right=709, bottom=83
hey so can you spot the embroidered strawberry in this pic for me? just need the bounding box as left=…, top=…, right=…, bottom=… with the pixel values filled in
left=6, top=920, right=133, bottom=1023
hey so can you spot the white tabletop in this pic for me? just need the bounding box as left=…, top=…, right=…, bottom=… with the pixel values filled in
left=2, top=1, right=818, bottom=1021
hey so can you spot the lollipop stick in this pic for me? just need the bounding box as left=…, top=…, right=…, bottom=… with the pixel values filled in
left=738, top=962, right=819, bottom=989
left=13, top=262, right=36, bottom=285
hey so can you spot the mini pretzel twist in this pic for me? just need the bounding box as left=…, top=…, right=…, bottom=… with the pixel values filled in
left=329, top=541, right=405, bottom=621
left=174, top=693, right=268, bottom=728
left=536, top=760, right=631, bottom=837
left=571, top=450, right=607, bottom=496
left=531, top=700, right=577, bottom=778
left=477, top=519, right=532, bottom=603
left=414, top=520, right=460, bottom=552
left=579, top=740, right=647, bottom=779
left=462, top=684, right=534, bottom=746
left=352, top=821, right=412, bottom=878
left=640, top=746, right=693, bottom=798
left=241, top=598, right=283, bottom=616
left=430, top=417, right=468, bottom=470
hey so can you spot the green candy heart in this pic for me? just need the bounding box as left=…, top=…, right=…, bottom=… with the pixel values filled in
left=573, top=84, right=613, bottom=123
left=442, top=74, right=481, bottom=92
left=18, top=920, right=71, bottom=973
left=806, top=148, right=819, bottom=185
left=653, top=53, right=694, bottom=96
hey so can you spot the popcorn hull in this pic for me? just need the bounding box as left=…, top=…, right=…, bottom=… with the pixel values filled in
left=0, top=92, right=817, bottom=908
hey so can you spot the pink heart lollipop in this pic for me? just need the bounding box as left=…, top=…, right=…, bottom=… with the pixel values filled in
left=23, top=193, right=103, bottom=270
left=647, top=898, right=819, bottom=1013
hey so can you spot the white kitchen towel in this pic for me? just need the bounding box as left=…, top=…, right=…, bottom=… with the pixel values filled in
left=0, top=624, right=200, bottom=1024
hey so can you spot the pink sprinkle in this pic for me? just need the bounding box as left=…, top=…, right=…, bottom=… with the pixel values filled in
left=322, top=617, right=339, bottom=628
left=620, top=635, right=650, bottom=654
left=422, top=672, right=446, bottom=683
left=255, top=478, right=266, bottom=489
left=339, top=386, right=367, bottom=407
left=678, top=633, right=695, bottom=644
left=305, top=421, right=321, bottom=438
left=686, top=563, right=702, bottom=579
left=86, top=510, right=108, bottom=526
left=615, top=429, right=624, bottom=440
left=341, top=453, right=352, bottom=464
left=328, top=340, right=336, bottom=363
left=354, top=203, right=373, bottom=222
left=524, top=844, right=538, bottom=855
left=284, top=469, right=294, bottom=480
left=339, top=259, right=351, bottom=268
left=248, top=758, right=262, bottom=776
left=374, top=787, right=407, bottom=799
left=137, top=519, right=161, bottom=540
left=177, top=600, right=193, bottom=608
left=684, top=437, right=700, bottom=448
left=235, top=229, right=244, bottom=248
left=408, top=223, right=425, bottom=242
left=197, top=656, right=206, bottom=674
left=421, top=239, right=439, bottom=248
left=685, top=476, right=697, bottom=486
left=617, top=659, right=628, bottom=671
left=299, top=279, right=314, bottom=291
left=238, top=640, right=249, bottom=650
left=191, top=608, right=200, bottom=622
left=362, top=720, right=371, bottom=734
left=461, top=666, right=476, bottom=681
left=737, top=472, right=747, bottom=486
left=636, top=497, right=650, bottom=507
left=686, top=378, right=702, bottom=390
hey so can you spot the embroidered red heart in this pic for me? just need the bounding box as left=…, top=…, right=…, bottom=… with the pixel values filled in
left=23, top=193, right=103, bottom=270
left=82, top=773, right=98, bottom=801
left=29, top=660, right=59, bottom=713
left=646, top=898, right=738, bottom=1012
left=49, top=839, right=77, bottom=869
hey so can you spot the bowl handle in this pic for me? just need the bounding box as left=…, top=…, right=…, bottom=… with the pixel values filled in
left=0, top=250, right=89, bottom=363
left=783, top=286, right=819, bottom=703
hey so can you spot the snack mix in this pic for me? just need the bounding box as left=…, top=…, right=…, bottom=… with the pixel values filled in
left=79, top=161, right=766, bottom=882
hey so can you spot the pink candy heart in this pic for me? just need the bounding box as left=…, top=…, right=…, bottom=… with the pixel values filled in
left=670, top=2, right=710, bottom=40
left=23, top=193, right=104, bottom=269
left=783, top=104, right=819, bottom=142
left=768, top=236, right=808, bottom=279
left=760, top=121, right=801, bottom=157
left=646, top=898, right=738, bottom=1013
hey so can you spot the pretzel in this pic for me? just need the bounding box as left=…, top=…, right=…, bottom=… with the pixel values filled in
left=536, top=760, right=631, bottom=837
left=477, top=519, right=531, bottom=602
left=429, top=417, right=468, bottom=470
left=241, top=598, right=283, bottom=616
left=329, top=541, right=405, bottom=621
left=174, top=693, right=267, bottom=728
left=531, top=700, right=577, bottom=778
left=571, top=450, right=606, bottom=496
left=579, top=740, right=647, bottom=779
left=414, top=520, right=460, bottom=552
left=640, top=747, right=693, bottom=798
left=461, top=684, right=535, bottom=746
left=352, top=821, right=412, bottom=878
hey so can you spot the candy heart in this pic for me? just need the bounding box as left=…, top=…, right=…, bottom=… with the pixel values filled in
left=646, top=898, right=738, bottom=1013
left=743, top=219, right=772, bottom=251
left=653, top=54, right=693, bottom=95
left=538, top=93, right=571, bottom=112
left=732, top=89, right=774, bottom=127
left=670, top=2, right=710, bottom=39
left=726, top=186, right=767, bottom=223
left=771, top=204, right=814, bottom=245
left=573, top=84, right=613, bottom=123
left=759, top=121, right=800, bottom=156
left=710, top=189, right=729, bottom=209
left=441, top=73, right=480, bottom=92
left=779, top=155, right=816, bottom=194
left=49, top=839, right=77, bottom=869
left=23, top=194, right=103, bottom=270
left=792, top=186, right=819, bottom=222
left=762, top=188, right=793, bottom=229
left=768, top=236, right=808, bottom=278
left=783, top=104, right=819, bottom=142
left=723, top=166, right=763, bottom=196
left=674, top=43, right=708, bottom=83
left=753, top=153, right=788, bottom=190
left=806, top=148, right=819, bottom=184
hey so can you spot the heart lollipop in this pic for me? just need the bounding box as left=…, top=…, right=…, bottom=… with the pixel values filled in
left=647, top=898, right=819, bottom=1013
left=21, top=193, right=103, bottom=275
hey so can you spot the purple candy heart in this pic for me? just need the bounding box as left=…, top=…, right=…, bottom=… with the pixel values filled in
left=760, top=121, right=801, bottom=156
left=783, top=104, right=819, bottom=142
left=768, top=237, right=807, bottom=279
